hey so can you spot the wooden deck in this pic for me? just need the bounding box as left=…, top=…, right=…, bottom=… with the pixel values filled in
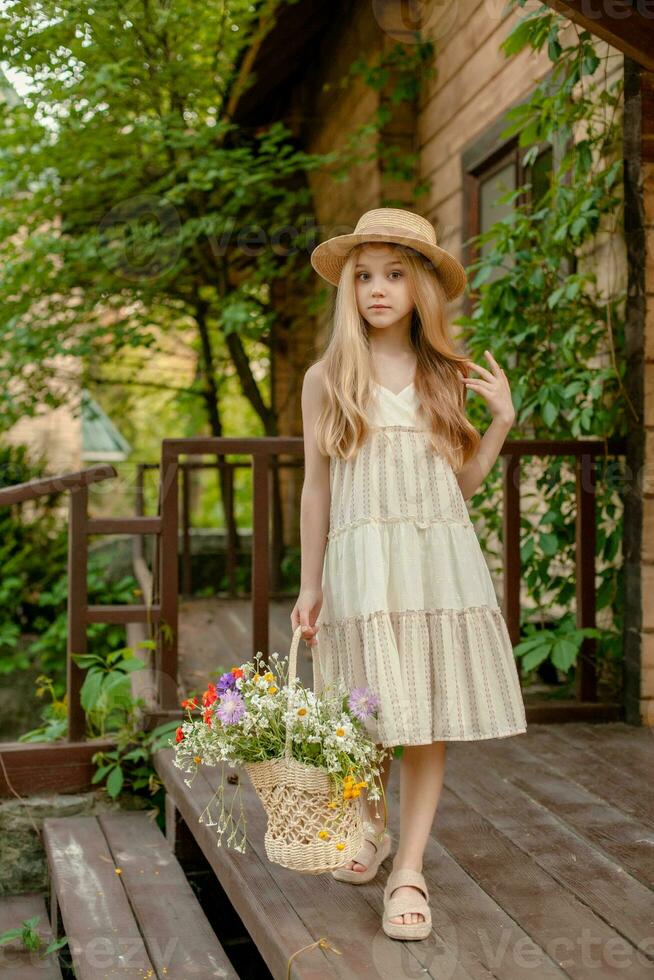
left=155, top=721, right=654, bottom=980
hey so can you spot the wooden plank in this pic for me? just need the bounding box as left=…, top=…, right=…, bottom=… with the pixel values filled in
left=43, top=815, right=155, bottom=978
left=199, top=754, right=410, bottom=980
left=575, top=454, right=598, bottom=700
left=67, top=484, right=88, bottom=742
left=454, top=735, right=654, bottom=889
left=86, top=604, right=161, bottom=624
left=443, top=743, right=654, bottom=958
left=0, top=465, right=116, bottom=506
left=87, top=516, right=161, bottom=535
left=507, top=726, right=654, bottom=829
left=160, top=436, right=303, bottom=455
left=97, top=810, right=239, bottom=979
left=379, top=763, right=567, bottom=979
left=524, top=701, right=623, bottom=723
left=0, top=893, right=63, bottom=978
left=193, top=751, right=543, bottom=979
left=252, top=452, right=270, bottom=663
left=421, top=778, right=649, bottom=980
left=546, top=723, right=654, bottom=784
left=158, top=444, right=180, bottom=711
left=155, top=748, right=340, bottom=980
left=0, top=739, right=117, bottom=797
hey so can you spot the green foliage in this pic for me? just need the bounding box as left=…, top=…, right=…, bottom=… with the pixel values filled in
left=0, top=914, right=68, bottom=959
left=344, top=39, right=435, bottom=200
left=19, top=637, right=180, bottom=818
left=0, top=0, right=426, bottom=442
left=0, top=441, right=66, bottom=675
left=0, top=439, right=143, bottom=693
left=26, top=559, right=143, bottom=691
left=454, top=0, right=627, bottom=696
left=16, top=674, right=68, bottom=742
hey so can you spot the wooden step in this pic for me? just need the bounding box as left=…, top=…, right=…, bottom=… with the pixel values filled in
left=43, top=810, right=239, bottom=979
left=0, top=893, right=63, bottom=978
left=154, top=746, right=391, bottom=979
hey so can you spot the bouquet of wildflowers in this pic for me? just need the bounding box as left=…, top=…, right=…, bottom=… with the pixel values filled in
left=172, top=629, right=391, bottom=871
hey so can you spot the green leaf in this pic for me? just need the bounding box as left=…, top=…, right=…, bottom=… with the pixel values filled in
left=91, top=763, right=114, bottom=784
left=520, top=643, right=551, bottom=671
left=106, top=766, right=124, bottom=798
left=542, top=400, right=558, bottom=426
left=539, top=532, right=558, bottom=555
left=80, top=670, right=104, bottom=713
left=550, top=638, right=578, bottom=671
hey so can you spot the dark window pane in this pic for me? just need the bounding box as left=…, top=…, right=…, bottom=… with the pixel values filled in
left=479, top=160, right=516, bottom=281
left=527, top=145, right=553, bottom=206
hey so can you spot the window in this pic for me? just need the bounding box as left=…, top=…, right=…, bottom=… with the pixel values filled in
left=461, top=80, right=572, bottom=318
left=465, top=137, right=557, bottom=287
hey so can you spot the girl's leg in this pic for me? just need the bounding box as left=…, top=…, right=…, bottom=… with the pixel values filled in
left=389, top=740, right=446, bottom=925
left=343, top=744, right=393, bottom=872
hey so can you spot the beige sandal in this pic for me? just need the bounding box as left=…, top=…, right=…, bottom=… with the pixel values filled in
left=382, top=868, right=432, bottom=940
left=331, top=821, right=392, bottom=883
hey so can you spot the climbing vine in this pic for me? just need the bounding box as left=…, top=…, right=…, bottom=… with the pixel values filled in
left=455, top=0, right=627, bottom=698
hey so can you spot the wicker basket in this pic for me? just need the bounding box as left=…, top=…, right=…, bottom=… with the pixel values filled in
left=243, top=624, right=364, bottom=874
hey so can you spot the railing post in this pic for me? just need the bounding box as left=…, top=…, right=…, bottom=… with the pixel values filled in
left=252, top=452, right=270, bottom=662
left=67, top=484, right=88, bottom=741
left=158, top=443, right=179, bottom=710
left=502, top=452, right=521, bottom=653
left=576, top=450, right=598, bottom=701
left=225, top=462, right=237, bottom=597
left=182, top=464, right=192, bottom=596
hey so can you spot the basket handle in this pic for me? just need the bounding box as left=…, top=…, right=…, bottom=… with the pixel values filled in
left=285, top=624, right=307, bottom=758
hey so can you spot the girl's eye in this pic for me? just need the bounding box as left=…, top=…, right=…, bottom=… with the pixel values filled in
left=356, top=271, right=402, bottom=280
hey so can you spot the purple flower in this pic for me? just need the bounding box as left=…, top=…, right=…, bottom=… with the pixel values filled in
left=348, top=686, right=380, bottom=721
left=216, top=671, right=237, bottom=696
left=216, top=689, right=246, bottom=725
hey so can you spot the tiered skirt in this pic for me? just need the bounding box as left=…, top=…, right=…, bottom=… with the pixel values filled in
left=312, top=422, right=528, bottom=747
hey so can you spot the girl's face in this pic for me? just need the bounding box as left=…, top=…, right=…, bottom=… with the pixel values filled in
left=354, top=243, right=414, bottom=328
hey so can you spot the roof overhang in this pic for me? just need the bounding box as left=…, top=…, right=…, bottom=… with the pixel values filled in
left=540, top=0, right=654, bottom=70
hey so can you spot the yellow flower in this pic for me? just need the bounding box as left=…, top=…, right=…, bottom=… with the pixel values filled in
left=253, top=672, right=261, bottom=681
left=267, top=685, right=278, bottom=695
left=343, top=790, right=352, bottom=799
left=335, top=842, right=345, bottom=851
left=193, top=756, right=202, bottom=764
left=335, top=727, right=345, bottom=737
left=317, top=829, right=330, bottom=840
left=264, top=672, right=274, bottom=683
left=355, top=781, right=367, bottom=789
left=297, top=707, right=308, bottom=716
left=351, top=789, right=361, bottom=798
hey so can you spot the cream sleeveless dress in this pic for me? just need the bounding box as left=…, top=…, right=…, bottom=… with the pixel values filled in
left=312, top=380, right=528, bottom=747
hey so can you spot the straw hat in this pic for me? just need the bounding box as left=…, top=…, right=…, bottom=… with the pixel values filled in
left=310, top=207, right=467, bottom=301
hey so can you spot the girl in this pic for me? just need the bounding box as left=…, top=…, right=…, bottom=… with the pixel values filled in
left=291, top=207, right=527, bottom=942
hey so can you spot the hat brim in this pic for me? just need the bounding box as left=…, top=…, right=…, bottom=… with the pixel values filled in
left=310, top=231, right=467, bottom=301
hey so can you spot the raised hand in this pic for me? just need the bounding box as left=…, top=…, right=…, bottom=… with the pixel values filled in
left=462, top=350, right=515, bottom=426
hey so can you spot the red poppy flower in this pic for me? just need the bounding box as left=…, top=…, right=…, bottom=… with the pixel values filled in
left=202, top=683, right=217, bottom=707
left=175, top=726, right=184, bottom=743
left=231, top=668, right=245, bottom=679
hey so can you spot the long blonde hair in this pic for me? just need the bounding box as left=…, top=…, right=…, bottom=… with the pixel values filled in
left=312, top=242, right=480, bottom=472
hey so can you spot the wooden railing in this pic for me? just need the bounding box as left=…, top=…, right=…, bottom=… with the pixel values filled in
left=0, top=433, right=628, bottom=764
left=0, top=464, right=160, bottom=742
left=152, top=435, right=627, bottom=722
